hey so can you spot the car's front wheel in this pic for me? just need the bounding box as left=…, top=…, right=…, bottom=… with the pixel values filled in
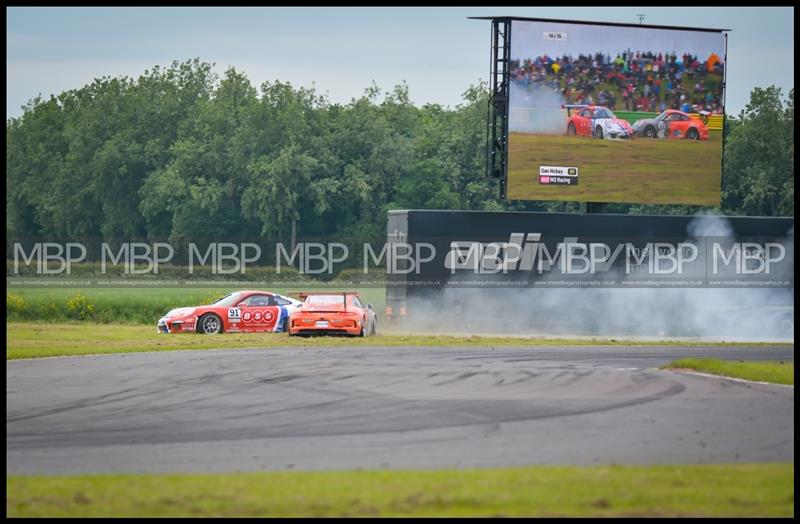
left=198, top=313, right=223, bottom=334
left=644, top=125, right=656, bottom=138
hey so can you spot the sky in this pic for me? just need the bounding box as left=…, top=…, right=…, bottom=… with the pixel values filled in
left=5, top=6, right=794, bottom=119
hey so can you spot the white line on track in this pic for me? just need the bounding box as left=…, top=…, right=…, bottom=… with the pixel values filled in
left=671, top=369, right=794, bottom=388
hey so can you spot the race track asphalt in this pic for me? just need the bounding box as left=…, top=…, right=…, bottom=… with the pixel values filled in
left=6, top=344, right=794, bottom=474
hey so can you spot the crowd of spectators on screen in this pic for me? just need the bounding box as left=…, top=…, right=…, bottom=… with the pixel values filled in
left=511, top=50, right=725, bottom=114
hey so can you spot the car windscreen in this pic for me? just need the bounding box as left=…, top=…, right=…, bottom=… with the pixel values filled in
left=593, top=108, right=615, bottom=119
left=306, top=295, right=345, bottom=305
left=211, top=293, right=243, bottom=307
left=273, top=296, right=292, bottom=306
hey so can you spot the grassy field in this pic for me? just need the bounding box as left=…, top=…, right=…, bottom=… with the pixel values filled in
left=6, top=286, right=386, bottom=324
left=507, top=131, right=722, bottom=204
left=5, top=322, right=792, bottom=360
left=6, top=463, right=793, bottom=517
left=664, top=358, right=794, bottom=385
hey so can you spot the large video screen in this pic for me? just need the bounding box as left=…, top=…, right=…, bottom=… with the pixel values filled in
left=507, top=19, right=726, bottom=205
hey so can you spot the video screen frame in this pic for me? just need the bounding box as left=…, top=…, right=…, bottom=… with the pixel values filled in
left=491, top=16, right=729, bottom=205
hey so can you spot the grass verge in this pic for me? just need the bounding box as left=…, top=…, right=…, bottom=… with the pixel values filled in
left=6, top=287, right=387, bottom=324
left=6, top=322, right=792, bottom=360
left=6, top=464, right=793, bottom=517
left=664, top=358, right=794, bottom=385
left=507, top=131, right=722, bottom=205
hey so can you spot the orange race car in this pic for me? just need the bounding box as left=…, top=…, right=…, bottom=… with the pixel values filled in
left=288, top=291, right=378, bottom=337
left=631, top=109, right=709, bottom=140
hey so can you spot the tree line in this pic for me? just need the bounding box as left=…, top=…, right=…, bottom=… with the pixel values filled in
left=6, top=59, right=794, bottom=246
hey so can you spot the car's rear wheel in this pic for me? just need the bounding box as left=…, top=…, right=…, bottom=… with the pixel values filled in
left=687, top=127, right=699, bottom=140
left=370, top=317, right=377, bottom=336
left=593, top=126, right=604, bottom=139
left=567, top=122, right=576, bottom=136
left=644, top=125, right=656, bottom=138
left=198, top=313, right=223, bottom=334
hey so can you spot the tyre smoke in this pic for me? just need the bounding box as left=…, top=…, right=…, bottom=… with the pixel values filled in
left=509, top=82, right=567, bottom=135
left=401, top=215, right=794, bottom=341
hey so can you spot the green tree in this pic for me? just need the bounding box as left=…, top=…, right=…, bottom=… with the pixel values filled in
left=6, top=66, right=794, bottom=250
left=723, top=86, right=793, bottom=216
left=242, top=144, right=327, bottom=250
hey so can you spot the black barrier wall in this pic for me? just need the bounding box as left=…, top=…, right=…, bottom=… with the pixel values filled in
left=384, top=210, right=794, bottom=338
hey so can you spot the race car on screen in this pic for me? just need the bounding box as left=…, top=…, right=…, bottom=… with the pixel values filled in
left=565, top=104, right=634, bottom=139
left=631, top=109, right=709, bottom=140
left=157, top=290, right=302, bottom=334
left=288, top=291, right=377, bottom=337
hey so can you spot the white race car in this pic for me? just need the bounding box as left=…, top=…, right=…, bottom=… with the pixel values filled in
left=157, top=290, right=302, bottom=334
left=565, top=105, right=634, bottom=139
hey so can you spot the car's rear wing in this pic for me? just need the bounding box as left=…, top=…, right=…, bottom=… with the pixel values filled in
left=287, top=291, right=360, bottom=311
left=288, top=291, right=360, bottom=299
